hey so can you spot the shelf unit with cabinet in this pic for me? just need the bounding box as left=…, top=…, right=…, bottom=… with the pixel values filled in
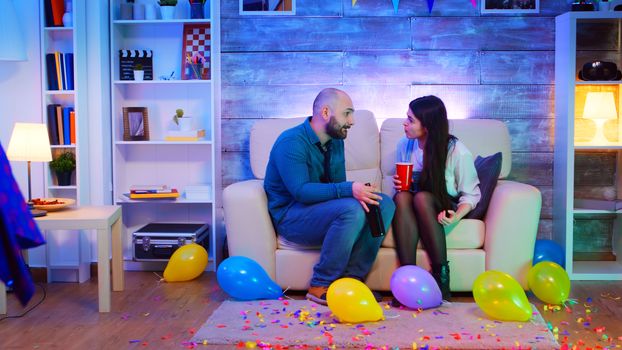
left=109, top=0, right=221, bottom=271
left=39, top=0, right=91, bottom=282
left=554, top=12, right=622, bottom=280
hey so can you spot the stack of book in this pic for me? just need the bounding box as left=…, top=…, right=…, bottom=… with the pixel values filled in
left=164, top=129, right=206, bottom=142
left=127, top=185, right=180, bottom=199
left=45, top=52, right=74, bottom=91
left=47, top=104, right=75, bottom=145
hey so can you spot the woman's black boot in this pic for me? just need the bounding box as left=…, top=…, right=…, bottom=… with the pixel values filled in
left=432, top=261, right=451, bottom=300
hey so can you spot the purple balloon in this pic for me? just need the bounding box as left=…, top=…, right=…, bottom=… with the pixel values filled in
left=390, top=265, right=442, bottom=310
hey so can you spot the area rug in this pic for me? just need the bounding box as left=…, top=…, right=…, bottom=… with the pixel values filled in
left=191, top=299, right=559, bottom=349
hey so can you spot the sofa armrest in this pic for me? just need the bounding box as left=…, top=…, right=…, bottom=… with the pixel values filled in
left=223, top=179, right=278, bottom=279
left=484, top=180, right=541, bottom=289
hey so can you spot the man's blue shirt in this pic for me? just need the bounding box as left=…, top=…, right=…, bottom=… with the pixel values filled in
left=264, top=117, right=354, bottom=225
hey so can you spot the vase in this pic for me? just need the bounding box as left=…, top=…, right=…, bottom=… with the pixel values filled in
left=145, top=4, right=157, bottom=20
left=120, top=3, right=133, bottom=20
left=186, top=63, right=203, bottom=79
left=177, top=117, right=194, bottom=131
left=133, top=70, right=144, bottom=81
left=160, top=6, right=175, bottom=20
left=133, top=4, right=146, bottom=20
left=62, top=1, right=73, bottom=27
left=190, top=3, right=204, bottom=19
left=56, top=171, right=72, bottom=186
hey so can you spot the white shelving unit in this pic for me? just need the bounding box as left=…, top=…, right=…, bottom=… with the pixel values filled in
left=554, top=12, right=622, bottom=280
left=39, top=0, right=91, bottom=283
left=109, top=1, right=221, bottom=271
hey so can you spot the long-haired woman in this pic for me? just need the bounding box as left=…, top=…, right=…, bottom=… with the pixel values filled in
left=392, top=95, right=481, bottom=300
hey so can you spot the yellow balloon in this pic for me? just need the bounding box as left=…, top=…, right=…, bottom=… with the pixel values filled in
left=473, top=271, right=532, bottom=322
left=163, top=243, right=208, bottom=282
left=528, top=261, right=570, bottom=305
left=326, top=278, right=383, bottom=323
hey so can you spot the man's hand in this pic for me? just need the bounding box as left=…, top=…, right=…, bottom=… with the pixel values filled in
left=352, top=182, right=382, bottom=212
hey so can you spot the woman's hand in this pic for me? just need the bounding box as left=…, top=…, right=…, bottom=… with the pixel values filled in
left=437, top=210, right=457, bottom=226
left=392, top=174, right=402, bottom=190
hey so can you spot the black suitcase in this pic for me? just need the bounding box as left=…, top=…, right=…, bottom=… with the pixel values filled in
left=132, top=223, right=209, bottom=261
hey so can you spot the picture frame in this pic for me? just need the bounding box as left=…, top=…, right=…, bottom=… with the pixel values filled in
left=122, top=107, right=149, bottom=141
left=481, top=0, right=539, bottom=13
left=239, top=0, right=295, bottom=15
left=181, top=23, right=211, bottom=80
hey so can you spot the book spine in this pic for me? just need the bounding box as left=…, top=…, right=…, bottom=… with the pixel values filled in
left=69, top=110, right=76, bottom=144
left=47, top=104, right=59, bottom=145
left=62, top=107, right=71, bottom=145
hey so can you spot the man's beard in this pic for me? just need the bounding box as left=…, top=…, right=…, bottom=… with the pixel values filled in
left=326, top=115, right=350, bottom=139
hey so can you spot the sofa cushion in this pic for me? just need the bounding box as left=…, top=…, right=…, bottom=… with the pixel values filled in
left=250, top=110, right=380, bottom=180
left=465, top=152, right=502, bottom=220
left=380, top=219, right=485, bottom=249
left=379, top=118, right=512, bottom=194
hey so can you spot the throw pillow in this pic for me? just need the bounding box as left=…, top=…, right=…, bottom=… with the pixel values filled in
left=465, top=152, right=502, bottom=220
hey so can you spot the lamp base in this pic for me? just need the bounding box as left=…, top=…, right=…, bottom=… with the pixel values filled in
left=27, top=202, right=47, bottom=217
left=30, top=208, right=47, bottom=217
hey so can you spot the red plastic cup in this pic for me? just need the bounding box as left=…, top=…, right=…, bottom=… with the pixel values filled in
left=396, top=162, right=413, bottom=191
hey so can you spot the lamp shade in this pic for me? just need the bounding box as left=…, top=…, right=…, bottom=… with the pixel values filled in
left=583, top=92, right=618, bottom=120
left=7, top=123, right=52, bottom=162
left=0, top=0, right=27, bottom=61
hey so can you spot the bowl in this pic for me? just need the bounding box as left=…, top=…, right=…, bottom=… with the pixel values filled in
left=32, top=198, right=76, bottom=211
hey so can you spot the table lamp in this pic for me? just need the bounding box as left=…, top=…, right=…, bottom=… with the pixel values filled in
left=582, top=91, right=618, bottom=145
left=7, top=123, right=53, bottom=217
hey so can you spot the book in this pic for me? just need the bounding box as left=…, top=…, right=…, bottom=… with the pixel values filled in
left=69, top=110, right=76, bottom=144
left=59, top=52, right=66, bottom=90
left=127, top=189, right=180, bottom=199
left=164, top=129, right=206, bottom=142
left=56, top=105, right=64, bottom=145
left=54, top=52, right=62, bottom=91
left=47, top=104, right=60, bottom=145
left=65, top=53, right=74, bottom=90
left=45, top=54, right=58, bottom=90
left=62, top=107, right=71, bottom=145
left=130, top=184, right=169, bottom=192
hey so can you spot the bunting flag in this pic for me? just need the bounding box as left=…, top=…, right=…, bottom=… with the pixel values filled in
left=427, top=0, right=435, bottom=13
left=352, top=0, right=357, bottom=6
left=470, top=0, right=477, bottom=7
left=392, top=0, right=400, bottom=13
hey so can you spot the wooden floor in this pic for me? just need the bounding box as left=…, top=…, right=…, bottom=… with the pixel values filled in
left=0, top=271, right=621, bottom=349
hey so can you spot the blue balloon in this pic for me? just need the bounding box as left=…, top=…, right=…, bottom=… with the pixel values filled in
left=533, top=239, right=565, bottom=268
left=217, top=256, right=282, bottom=300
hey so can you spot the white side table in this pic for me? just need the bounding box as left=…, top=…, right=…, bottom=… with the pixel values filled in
left=0, top=206, right=123, bottom=313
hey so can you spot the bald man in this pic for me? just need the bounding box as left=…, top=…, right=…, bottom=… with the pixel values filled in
left=264, top=88, right=395, bottom=305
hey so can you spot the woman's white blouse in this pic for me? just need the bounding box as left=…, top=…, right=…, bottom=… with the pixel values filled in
left=396, top=137, right=482, bottom=209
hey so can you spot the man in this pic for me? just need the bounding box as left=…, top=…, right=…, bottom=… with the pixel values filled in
left=264, top=88, right=395, bottom=305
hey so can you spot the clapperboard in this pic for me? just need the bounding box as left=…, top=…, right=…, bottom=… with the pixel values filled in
left=119, top=50, right=153, bottom=80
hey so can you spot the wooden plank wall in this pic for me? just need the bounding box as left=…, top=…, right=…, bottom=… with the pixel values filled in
left=220, top=0, right=571, bottom=239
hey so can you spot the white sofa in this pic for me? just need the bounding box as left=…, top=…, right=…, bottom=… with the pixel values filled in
left=223, top=110, right=542, bottom=292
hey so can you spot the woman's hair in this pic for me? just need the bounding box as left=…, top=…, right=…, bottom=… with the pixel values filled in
left=409, top=95, right=457, bottom=210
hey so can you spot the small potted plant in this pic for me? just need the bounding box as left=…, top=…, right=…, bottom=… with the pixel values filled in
left=173, top=108, right=193, bottom=131
left=49, top=152, right=76, bottom=186
left=133, top=63, right=144, bottom=81
left=158, top=0, right=178, bottom=20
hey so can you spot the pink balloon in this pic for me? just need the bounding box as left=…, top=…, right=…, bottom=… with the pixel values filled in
left=390, top=265, right=442, bottom=309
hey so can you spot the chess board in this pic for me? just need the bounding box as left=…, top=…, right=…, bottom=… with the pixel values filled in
left=181, top=23, right=211, bottom=80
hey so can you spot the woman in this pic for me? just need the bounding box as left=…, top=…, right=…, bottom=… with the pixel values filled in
left=392, top=95, right=481, bottom=300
